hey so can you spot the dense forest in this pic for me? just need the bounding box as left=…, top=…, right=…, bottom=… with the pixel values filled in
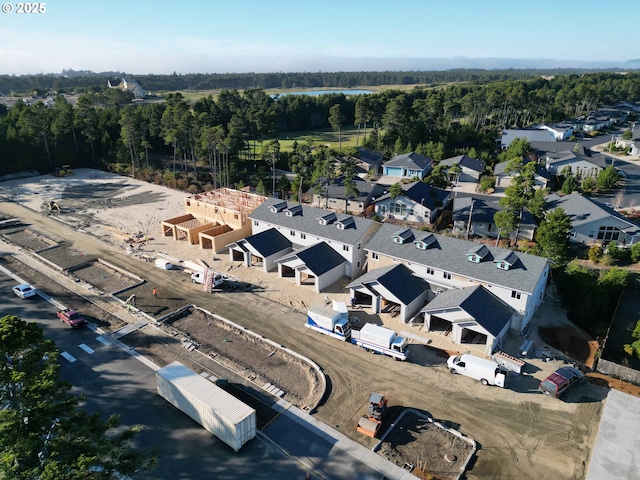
left=1, top=68, right=633, bottom=95
left=1, top=71, right=639, bottom=198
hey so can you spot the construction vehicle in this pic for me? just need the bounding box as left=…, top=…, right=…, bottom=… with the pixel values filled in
left=350, top=323, right=409, bottom=361
left=306, top=301, right=352, bottom=341
left=356, top=392, right=387, bottom=438
left=53, top=165, right=73, bottom=177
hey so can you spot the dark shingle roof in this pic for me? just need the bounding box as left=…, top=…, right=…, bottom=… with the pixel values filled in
left=308, top=176, right=386, bottom=202
left=358, top=147, right=384, bottom=166
left=439, top=154, right=486, bottom=173
left=250, top=198, right=378, bottom=246
left=452, top=197, right=537, bottom=227
left=493, top=159, right=550, bottom=180
left=346, top=263, right=430, bottom=305
left=384, top=152, right=433, bottom=170
left=374, top=181, right=449, bottom=210
left=240, top=228, right=292, bottom=257
left=365, top=223, right=548, bottom=294
left=277, top=241, right=346, bottom=276
left=421, top=285, right=515, bottom=336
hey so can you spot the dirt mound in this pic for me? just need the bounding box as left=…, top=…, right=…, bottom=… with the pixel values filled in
left=538, top=326, right=599, bottom=368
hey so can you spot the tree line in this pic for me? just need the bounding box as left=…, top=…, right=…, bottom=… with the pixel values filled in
left=1, top=68, right=629, bottom=95
left=1, top=71, right=640, bottom=197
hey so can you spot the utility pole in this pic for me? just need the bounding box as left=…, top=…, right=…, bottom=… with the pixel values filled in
left=466, top=200, right=474, bottom=239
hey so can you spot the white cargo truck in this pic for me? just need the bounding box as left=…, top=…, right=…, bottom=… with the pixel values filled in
left=191, top=269, right=225, bottom=288
left=156, top=362, right=256, bottom=451
left=447, top=353, right=508, bottom=387
left=350, top=323, right=409, bottom=361
left=306, top=303, right=352, bottom=341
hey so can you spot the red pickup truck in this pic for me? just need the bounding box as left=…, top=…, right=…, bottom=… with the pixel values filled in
left=57, top=309, right=86, bottom=328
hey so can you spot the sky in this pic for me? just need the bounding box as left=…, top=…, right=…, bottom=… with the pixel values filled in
left=1, top=0, right=639, bottom=75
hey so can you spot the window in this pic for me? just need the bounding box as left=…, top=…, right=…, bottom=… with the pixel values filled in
left=511, top=290, right=521, bottom=300
left=597, top=226, right=620, bottom=241
left=357, top=261, right=360, bottom=268
left=300, top=233, right=306, bottom=240
left=588, top=230, right=594, bottom=238
left=426, top=267, right=434, bottom=275
left=357, top=243, right=361, bottom=250
left=234, top=213, right=239, bottom=220
left=372, top=252, right=379, bottom=260
left=290, top=230, right=295, bottom=236
left=443, top=272, right=451, bottom=280
left=253, top=220, right=259, bottom=226
left=343, top=245, right=349, bottom=251
left=390, top=201, right=407, bottom=217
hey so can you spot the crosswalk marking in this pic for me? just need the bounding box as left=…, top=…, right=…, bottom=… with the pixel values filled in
left=96, top=336, right=111, bottom=346
left=79, top=343, right=95, bottom=354
left=60, top=351, right=76, bottom=363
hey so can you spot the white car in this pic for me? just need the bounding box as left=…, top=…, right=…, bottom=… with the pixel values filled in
left=12, top=284, right=37, bottom=299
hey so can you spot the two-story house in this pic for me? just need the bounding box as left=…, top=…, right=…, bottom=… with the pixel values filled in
left=452, top=197, right=537, bottom=241
left=309, top=176, right=386, bottom=215
left=354, top=223, right=549, bottom=353
left=228, top=198, right=380, bottom=293
left=374, top=181, right=450, bottom=225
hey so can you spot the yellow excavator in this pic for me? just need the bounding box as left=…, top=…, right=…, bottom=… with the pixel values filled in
left=53, top=165, right=73, bottom=177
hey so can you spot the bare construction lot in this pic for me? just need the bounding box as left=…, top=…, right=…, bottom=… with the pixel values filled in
left=0, top=170, right=608, bottom=479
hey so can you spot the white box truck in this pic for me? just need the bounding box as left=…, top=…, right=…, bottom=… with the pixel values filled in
left=447, top=353, right=508, bottom=387
left=156, top=362, right=256, bottom=451
left=306, top=303, right=352, bottom=341
left=350, top=323, right=409, bottom=361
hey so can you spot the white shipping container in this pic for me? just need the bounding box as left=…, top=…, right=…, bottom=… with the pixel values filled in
left=156, top=362, right=256, bottom=451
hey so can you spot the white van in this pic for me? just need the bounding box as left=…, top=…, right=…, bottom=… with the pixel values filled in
left=154, top=259, right=173, bottom=270
left=447, top=353, right=508, bottom=387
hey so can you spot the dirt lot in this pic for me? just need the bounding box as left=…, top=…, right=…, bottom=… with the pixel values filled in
left=0, top=170, right=614, bottom=480
left=70, top=260, right=142, bottom=294
left=377, top=410, right=474, bottom=480
left=161, top=307, right=323, bottom=409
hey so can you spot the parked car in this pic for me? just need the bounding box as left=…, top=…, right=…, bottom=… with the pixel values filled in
left=12, top=283, right=36, bottom=299
left=538, top=366, right=584, bottom=398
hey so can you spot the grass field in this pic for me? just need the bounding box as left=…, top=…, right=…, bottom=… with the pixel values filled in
left=268, top=126, right=364, bottom=152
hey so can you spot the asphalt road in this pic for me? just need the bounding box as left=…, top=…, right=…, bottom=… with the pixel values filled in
left=0, top=273, right=311, bottom=480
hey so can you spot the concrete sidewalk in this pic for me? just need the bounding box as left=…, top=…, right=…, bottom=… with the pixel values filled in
left=586, top=389, right=640, bottom=480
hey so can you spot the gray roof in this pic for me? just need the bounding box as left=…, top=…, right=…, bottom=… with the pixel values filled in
left=365, top=223, right=548, bottom=294
left=439, top=154, right=486, bottom=173
left=308, top=176, right=386, bottom=202
left=546, top=193, right=640, bottom=230
left=493, top=159, right=550, bottom=180
left=384, top=152, right=433, bottom=171
left=374, top=181, right=449, bottom=210
left=421, top=285, right=515, bottom=336
left=250, top=197, right=377, bottom=246
left=358, top=147, right=384, bottom=166
left=452, top=197, right=537, bottom=227
left=277, top=241, right=346, bottom=276
left=346, top=263, right=431, bottom=305
left=239, top=228, right=292, bottom=257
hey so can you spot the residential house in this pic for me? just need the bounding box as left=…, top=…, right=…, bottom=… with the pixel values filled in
left=539, top=122, right=574, bottom=141
left=546, top=193, right=640, bottom=245
left=374, top=181, right=450, bottom=225
left=382, top=152, right=433, bottom=180
left=421, top=285, right=517, bottom=355
left=107, top=77, right=146, bottom=100
left=544, top=149, right=604, bottom=179
left=500, top=129, right=555, bottom=149
left=346, top=263, right=432, bottom=323
left=362, top=223, right=550, bottom=339
left=228, top=198, right=380, bottom=292
left=494, top=159, right=550, bottom=190
left=357, top=147, right=384, bottom=174
left=452, top=197, right=537, bottom=241
left=439, top=154, right=486, bottom=183
left=309, top=176, right=386, bottom=215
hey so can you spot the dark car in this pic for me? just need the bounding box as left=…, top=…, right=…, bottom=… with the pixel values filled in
left=538, top=366, right=584, bottom=398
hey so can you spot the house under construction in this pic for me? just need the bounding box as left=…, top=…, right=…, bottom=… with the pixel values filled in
left=161, top=188, right=266, bottom=252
